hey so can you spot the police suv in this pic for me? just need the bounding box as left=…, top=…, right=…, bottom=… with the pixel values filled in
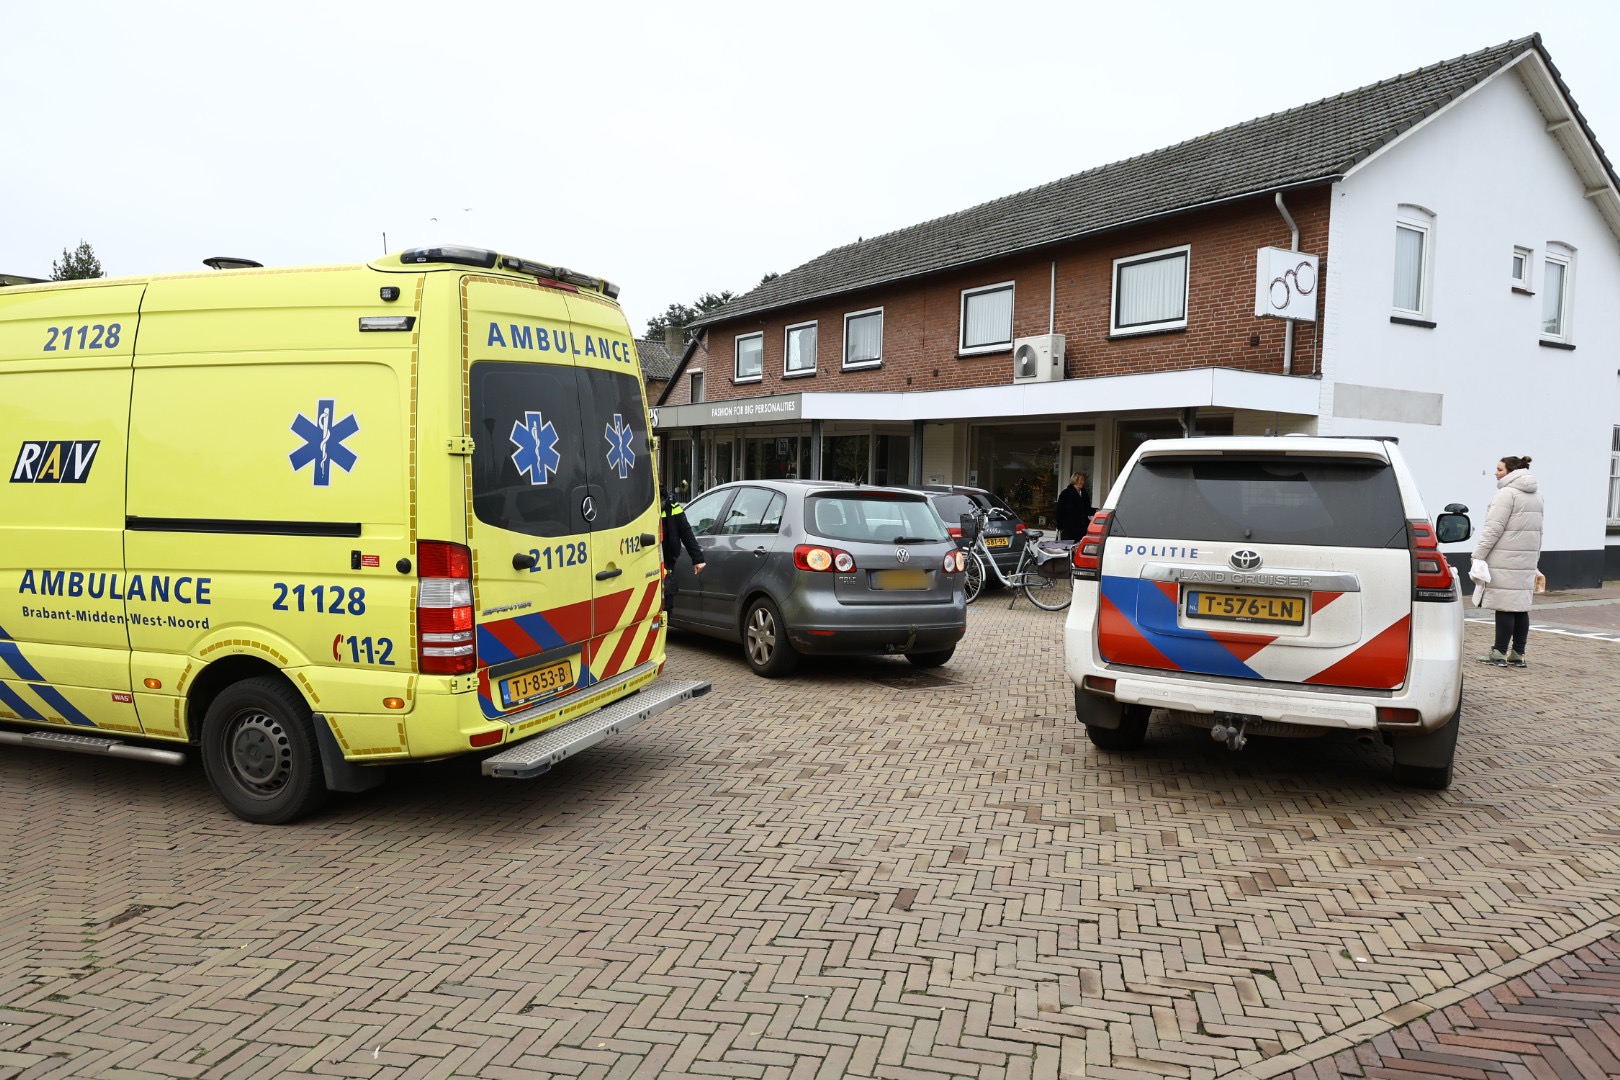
left=1064, top=436, right=1471, bottom=788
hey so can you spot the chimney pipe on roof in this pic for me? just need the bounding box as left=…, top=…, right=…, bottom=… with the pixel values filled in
left=664, top=324, right=683, bottom=355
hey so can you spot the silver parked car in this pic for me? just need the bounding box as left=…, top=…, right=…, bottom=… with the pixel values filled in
left=665, top=480, right=968, bottom=677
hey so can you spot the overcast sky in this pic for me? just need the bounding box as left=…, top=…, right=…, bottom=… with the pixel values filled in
left=4, top=1, right=1616, bottom=337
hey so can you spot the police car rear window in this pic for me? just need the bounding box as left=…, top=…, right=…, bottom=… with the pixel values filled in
left=1112, top=456, right=1407, bottom=548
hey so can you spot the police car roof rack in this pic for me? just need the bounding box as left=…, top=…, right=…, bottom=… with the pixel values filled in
left=0, top=273, right=46, bottom=287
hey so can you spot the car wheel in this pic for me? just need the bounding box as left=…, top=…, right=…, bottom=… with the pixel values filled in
left=963, top=551, right=986, bottom=604
left=200, top=676, right=330, bottom=824
left=1391, top=702, right=1460, bottom=790
left=742, top=597, right=799, bottom=678
left=905, top=647, right=954, bottom=668
left=1076, top=690, right=1152, bottom=751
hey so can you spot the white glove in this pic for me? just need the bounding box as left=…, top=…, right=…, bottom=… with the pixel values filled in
left=1468, top=559, right=1491, bottom=585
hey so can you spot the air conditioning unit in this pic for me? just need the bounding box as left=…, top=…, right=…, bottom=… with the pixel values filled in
left=1012, top=334, right=1066, bottom=383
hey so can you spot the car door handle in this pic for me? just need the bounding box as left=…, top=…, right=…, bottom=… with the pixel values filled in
left=596, top=567, right=623, bottom=581
left=640, top=533, right=657, bottom=546
left=513, top=552, right=537, bottom=571
left=753, top=547, right=767, bottom=557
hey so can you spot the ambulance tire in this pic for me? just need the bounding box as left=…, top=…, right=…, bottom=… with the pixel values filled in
left=201, top=676, right=330, bottom=825
left=742, top=597, right=799, bottom=678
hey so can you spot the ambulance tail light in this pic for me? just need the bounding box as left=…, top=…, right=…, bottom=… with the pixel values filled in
left=418, top=541, right=476, bottom=675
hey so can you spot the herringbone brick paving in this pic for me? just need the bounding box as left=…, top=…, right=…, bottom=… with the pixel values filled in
left=2, top=604, right=1618, bottom=1079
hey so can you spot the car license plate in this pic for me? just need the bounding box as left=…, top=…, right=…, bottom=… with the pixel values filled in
left=873, top=569, right=929, bottom=590
left=1185, top=590, right=1306, bottom=626
left=498, top=659, right=573, bottom=709
left=984, top=536, right=1011, bottom=548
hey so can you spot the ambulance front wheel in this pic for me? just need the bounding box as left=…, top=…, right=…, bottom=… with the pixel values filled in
left=201, top=676, right=330, bottom=825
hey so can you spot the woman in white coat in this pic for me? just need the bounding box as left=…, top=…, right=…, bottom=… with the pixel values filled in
left=1471, top=454, right=1544, bottom=667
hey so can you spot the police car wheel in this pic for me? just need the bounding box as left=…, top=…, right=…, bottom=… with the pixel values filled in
left=1083, top=704, right=1152, bottom=751
left=742, top=597, right=799, bottom=678
left=201, top=676, right=330, bottom=825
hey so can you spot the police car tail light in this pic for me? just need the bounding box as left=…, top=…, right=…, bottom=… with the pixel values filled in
left=1072, top=511, right=1112, bottom=581
left=794, top=545, right=855, bottom=572
left=942, top=550, right=966, bottom=574
left=418, top=541, right=476, bottom=675
left=1408, top=519, right=1457, bottom=603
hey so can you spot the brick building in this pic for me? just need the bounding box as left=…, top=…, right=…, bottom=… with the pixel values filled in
left=653, top=36, right=1620, bottom=585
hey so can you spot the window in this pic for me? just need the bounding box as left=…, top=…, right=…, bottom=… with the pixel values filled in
left=1610, top=426, right=1620, bottom=524
left=719, top=486, right=785, bottom=535
left=734, top=333, right=762, bottom=382
left=1542, top=245, right=1573, bottom=341
left=690, top=371, right=704, bottom=403
left=960, top=282, right=1014, bottom=353
left=843, top=308, right=883, bottom=368
left=1111, top=246, right=1189, bottom=335
left=1511, top=246, right=1532, bottom=290
left=784, top=321, right=817, bottom=377
left=1392, top=206, right=1434, bottom=318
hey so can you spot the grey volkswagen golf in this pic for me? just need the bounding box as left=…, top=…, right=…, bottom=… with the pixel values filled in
left=665, top=480, right=968, bottom=677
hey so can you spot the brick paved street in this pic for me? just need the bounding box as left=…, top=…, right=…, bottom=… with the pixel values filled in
left=3, top=598, right=1619, bottom=1079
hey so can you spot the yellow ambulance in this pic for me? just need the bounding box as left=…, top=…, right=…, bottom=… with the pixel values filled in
left=0, top=246, right=708, bottom=823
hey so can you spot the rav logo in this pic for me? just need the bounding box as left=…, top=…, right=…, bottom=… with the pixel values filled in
left=11, top=441, right=100, bottom=483
left=1230, top=549, right=1263, bottom=571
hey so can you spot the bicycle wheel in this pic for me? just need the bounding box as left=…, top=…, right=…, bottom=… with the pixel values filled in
left=963, top=550, right=986, bottom=604
left=1023, top=561, right=1074, bottom=611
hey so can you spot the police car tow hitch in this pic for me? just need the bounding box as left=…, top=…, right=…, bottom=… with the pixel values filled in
left=1210, top=713, right=1252, bottom=751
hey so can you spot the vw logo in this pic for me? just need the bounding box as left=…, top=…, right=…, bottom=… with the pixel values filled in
left=1230, top=549, right=1263, bottom=571
left=895, top=548, right=911, bottom=563
left=581, top=496, right=598, bottom=523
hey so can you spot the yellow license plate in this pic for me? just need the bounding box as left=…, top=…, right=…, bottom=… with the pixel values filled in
left=984, top=536, right=1011, bottom=548
left=873, top=569, right=929, bottom=590
left=499, top=659, right=573, bottom=709
left=1185, top=590, right=1305, bottom=626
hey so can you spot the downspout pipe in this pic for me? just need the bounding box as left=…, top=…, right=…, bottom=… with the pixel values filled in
left=1275, top=193, right=1299, bottom=376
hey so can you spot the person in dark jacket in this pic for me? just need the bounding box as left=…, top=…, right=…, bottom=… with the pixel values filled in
left=1054, top=471, right=1093, bottom=542
left=661, top=488, right=705, bottom=612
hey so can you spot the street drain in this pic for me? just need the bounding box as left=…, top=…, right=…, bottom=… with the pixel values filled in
left=868, top=671, right=958, bottom=691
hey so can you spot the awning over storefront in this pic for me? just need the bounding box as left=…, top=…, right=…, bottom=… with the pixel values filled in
left=650, top=368, right=1321, bottom=430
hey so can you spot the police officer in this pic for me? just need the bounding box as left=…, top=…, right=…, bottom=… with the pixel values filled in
left=661, top=487, right=705, bottom=612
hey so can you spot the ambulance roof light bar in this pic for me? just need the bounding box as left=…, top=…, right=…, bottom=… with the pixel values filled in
left=398, top=246, right=621, bottom=301
left=399, top=245, right=499, bottom=269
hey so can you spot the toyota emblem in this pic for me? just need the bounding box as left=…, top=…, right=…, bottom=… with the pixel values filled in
left=581, top=496, right=598, bottom=523
left=895, top=548, right=911, bottom=563
left=1230, top=549, right=1262, bottom=571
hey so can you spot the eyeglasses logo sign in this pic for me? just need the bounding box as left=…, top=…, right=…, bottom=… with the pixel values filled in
left=289, top=399, right=360, bottom=487
left=11, top=441, right=100, bottom=484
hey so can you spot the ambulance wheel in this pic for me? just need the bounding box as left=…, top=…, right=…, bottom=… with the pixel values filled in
left=201, top=676, right=330, bottom=825
left=742, top=597, right=799, bottom=678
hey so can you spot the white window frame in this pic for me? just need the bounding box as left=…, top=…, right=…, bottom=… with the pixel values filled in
left=1510, top=245, right=1533, bottom=291
left=783, top=320, right=818, bottom=378
left=1609, top=425, right=1620, bottom=526
left=1110, top=245, right=1190, bottom=336
left=959, top=281, right=1015, bottom=355
left=1541, top=245, right=1574, bottom=343
left=842, top=308, right=884, bottom=369
left=733, top=332, right=763, bottom=383
left=1392, top=205, right=1435, bottom=320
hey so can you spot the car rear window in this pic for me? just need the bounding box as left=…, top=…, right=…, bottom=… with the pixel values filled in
left=930, top=494, right=977, bottom=525
left=1112, top=456, right=1407, bottom=548
left=807, top=494, right=949, bottom=544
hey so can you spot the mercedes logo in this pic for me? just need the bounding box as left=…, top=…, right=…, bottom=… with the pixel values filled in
left=1230, top=549, right=1262, bottom=571
left=895, top=548, right=911, bottom=563
left=581, top=496, right=598, bottom=523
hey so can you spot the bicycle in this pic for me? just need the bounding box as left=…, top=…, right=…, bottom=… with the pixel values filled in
left=958, top=508, right=1075, bottom=610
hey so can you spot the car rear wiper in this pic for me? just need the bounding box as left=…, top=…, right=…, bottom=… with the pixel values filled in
left=888, top=535, right=937, bottom=544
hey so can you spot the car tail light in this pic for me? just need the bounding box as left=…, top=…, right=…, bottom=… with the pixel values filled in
left=946, top=525, right=963, bottom=539
left=795, top=544, right=856, bottom=572
left=1014, top=522, right=1027, bottom=534
left=1376, top=706, right=1423, bottom=727
left=1072, top=511, right=1112, bottom=581
left=418, top=540, right=476, bottom=674
left=1083, top=675, right=1116, bottom=695
left=1408, top=519, right=1457, bottom=603
left=941, top=549, right=966, bottom=574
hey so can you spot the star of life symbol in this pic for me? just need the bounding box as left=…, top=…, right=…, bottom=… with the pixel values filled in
left=510, top=411, right=562, bottom=486
left=289, top=398, right=359, bottom=487
left=604, top=414, right=636, bottom=479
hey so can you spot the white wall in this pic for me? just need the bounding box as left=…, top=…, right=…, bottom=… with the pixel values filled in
left=1321, top=62, right=1620, bottom=565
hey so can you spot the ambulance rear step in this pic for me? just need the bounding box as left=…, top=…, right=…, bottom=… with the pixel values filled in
left=481, top=677, right=711, bottom=779
left=0, top=728, right=186, bottom=766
